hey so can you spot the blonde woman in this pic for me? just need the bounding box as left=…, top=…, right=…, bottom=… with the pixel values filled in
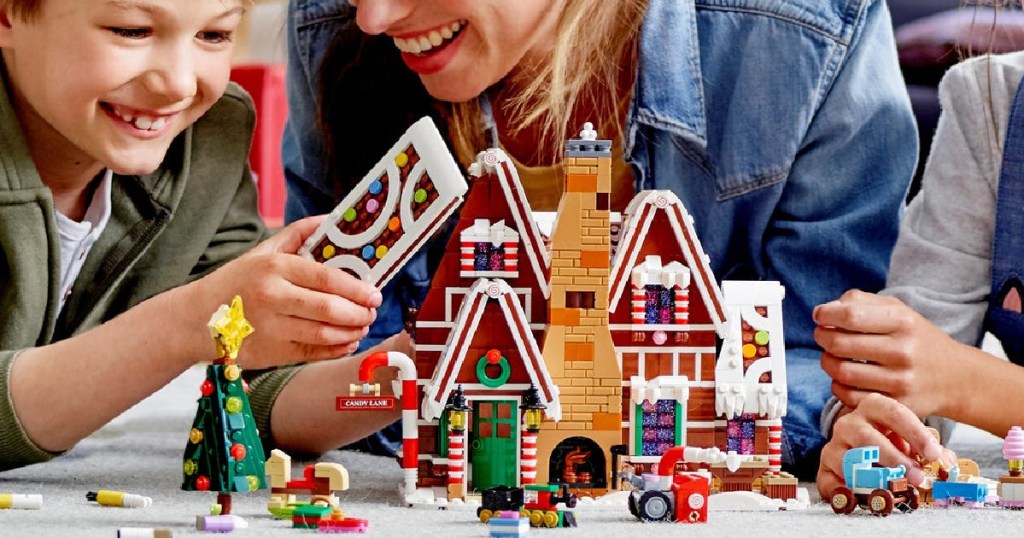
left=282, top=0, right=918, bottom=477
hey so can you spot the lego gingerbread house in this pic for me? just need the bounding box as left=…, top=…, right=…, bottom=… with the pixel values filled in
left=405, top=125, right=791, bottom=503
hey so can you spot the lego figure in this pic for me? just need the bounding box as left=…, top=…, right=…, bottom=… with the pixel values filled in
left=283, top=0, right=917, bottom=477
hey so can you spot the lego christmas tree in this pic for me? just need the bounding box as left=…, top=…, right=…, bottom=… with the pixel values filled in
left=182, top=296, right=267, bottom=514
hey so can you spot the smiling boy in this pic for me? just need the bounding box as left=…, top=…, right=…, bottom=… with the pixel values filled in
left=0, top=0, right=401, bottom=470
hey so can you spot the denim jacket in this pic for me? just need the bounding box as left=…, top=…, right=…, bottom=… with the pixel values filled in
left=282, top=0, right=916, bottom=473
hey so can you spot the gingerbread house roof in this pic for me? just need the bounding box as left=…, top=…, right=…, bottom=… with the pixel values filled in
left=608, top=190, right=728, bottom=336
left=420, top=278, right=561, bottom=421
left=467, top=149, right=551, bottom=299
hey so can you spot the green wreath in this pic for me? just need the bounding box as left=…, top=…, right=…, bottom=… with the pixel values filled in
left=476, top=349, right=511, bottom=388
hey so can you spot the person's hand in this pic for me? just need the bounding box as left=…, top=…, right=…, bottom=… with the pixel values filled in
left=817, top=393, right=956, bottom=500
left=813, top=289, right=962, bottom=418
left=194, top=216, right=382, bottom=368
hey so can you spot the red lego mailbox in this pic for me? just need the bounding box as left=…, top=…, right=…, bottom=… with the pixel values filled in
left=671, top=473, right=710, bottom=523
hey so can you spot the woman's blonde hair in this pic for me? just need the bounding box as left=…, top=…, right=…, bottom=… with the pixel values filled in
left=445, top=0, right=648, bottom=164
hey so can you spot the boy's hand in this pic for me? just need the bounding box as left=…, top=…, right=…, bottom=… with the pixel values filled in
left=817, top=393, right=955, bottom=500
left=197, top=216, right=382, bottom=368
left=813, top=289, right=960, bottom=418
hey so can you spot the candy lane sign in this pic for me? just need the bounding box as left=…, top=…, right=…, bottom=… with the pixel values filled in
left=336, top=396, right=396, bottom=411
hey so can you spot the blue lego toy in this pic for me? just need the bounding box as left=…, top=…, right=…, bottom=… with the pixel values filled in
left=932, top=466, right=989, bottom=508
left=489, top=511, right=530, bottom=537
left=829, top=446, right=920, bottom=516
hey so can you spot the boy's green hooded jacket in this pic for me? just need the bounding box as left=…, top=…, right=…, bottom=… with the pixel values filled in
left=0, top=66, right=298, bottom=470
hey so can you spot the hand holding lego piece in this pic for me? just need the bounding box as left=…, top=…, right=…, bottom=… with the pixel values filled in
left=813, top=289, right=962, bottom=418
left=298, top=116, right=468, bottom=289
left=817, top=393, right=956, bottom=500
left=193, top=216, right=382, bottom=368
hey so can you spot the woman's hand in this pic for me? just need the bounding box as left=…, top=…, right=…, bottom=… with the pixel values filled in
left=817, top=393, right=955, bottom=500
left=814, top=289, right=964, bottom=418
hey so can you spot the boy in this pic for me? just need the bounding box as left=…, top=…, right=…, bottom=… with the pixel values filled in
left=0, top=0, right=401, bottom=470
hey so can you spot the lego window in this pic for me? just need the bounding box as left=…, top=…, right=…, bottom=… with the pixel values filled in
left=726, top=414, right=756, bottom=455
left=644, top=285, right=674, bottom=324
left=630, top=257, right=690, bottom=326
left=565, top=291, right=595, bottom=309
left=473, top=241, right=506, bottom=271
left=460, top=219, right=520, bottom=276
left=637, top=399, right=679, bottom=456
left=740, top=311, right=773, bottom=382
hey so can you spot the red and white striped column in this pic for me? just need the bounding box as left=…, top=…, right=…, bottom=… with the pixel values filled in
left=358, top=352, right=420, bottom=495
left=504, top=239, right=519, bottom=272
left=448, top=428, right=466, bottom=497
left=674, top=287, right=689, bottom=325
left=767, top=420, right=782, bottom=475
left=632, top=287, right=646, bottom=324
left=460, top=238, right=475, bottom=272
left=521, top=430, right=538, bottom=485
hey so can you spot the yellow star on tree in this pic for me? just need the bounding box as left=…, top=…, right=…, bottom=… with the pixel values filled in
left=208, top=295, right=254, bottom=360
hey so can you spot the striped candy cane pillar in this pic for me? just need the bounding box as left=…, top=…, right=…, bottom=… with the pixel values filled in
left=521, top=430, right=538, bottom=485
left=632, top=288, right=646, bottom=324
left=448, top=429, right=465, bottom=497
left=768, top=420, right=782, bottom=475
left=504, top=239, right=519, bottom=271
left=460, top=239, right=475, bottom=272
left=674, top=287, right=689, bottom=324
left=358, top=352, right=419, bottom=495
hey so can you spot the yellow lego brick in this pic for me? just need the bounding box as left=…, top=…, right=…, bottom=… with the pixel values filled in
left=592, top=413, right=622, bottom=431
left=566, top=341, right=594, bottom=360
left=573, top=157, right=599, bottom=166
left=557, top=385, right=587, bottom=395
left=549, top=195, right=584, bottom=247
left=580, top=250, right=610, bottom=269
left=549, top=307, right=580, bottom=326
left=607, top=395, right=622, bottom=412
left=566, top=174, right=598, bottom=192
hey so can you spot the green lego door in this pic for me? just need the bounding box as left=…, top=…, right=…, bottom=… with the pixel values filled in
left=470, top=400, right=518, bottom=490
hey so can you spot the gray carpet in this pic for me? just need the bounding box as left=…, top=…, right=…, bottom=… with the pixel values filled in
left=0, top=366, right=1019, bottom=537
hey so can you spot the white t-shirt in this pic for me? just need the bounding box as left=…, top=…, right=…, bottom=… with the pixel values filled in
left=54, top=169, right=113, bottom=314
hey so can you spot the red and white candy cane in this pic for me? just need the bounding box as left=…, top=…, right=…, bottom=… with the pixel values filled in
left=358, top=352, right=419, bottom=495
